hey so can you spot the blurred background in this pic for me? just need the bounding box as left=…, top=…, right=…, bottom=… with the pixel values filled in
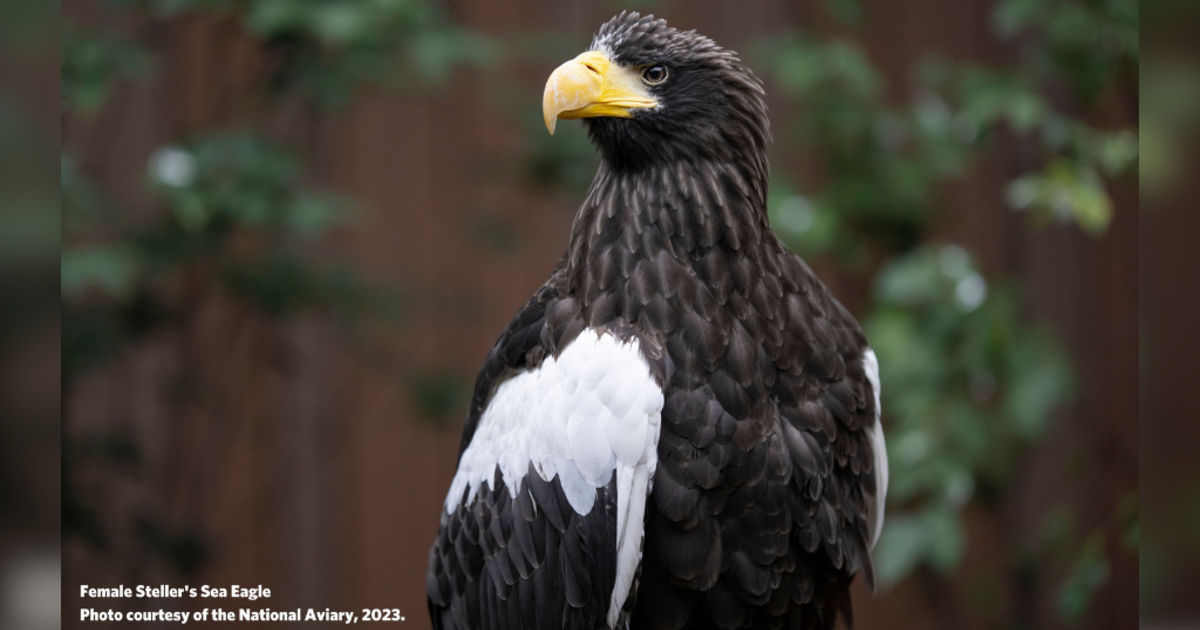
left=58, top=0, right=1143, bottom=628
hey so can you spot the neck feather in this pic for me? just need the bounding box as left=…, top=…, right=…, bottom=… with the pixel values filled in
left=563, top=157, right=776, bottom=311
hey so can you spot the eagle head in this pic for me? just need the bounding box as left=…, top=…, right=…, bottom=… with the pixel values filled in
left=543, top=12, right=770, bottom=173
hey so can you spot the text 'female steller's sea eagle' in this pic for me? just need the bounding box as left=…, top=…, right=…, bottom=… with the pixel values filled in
left=426, top=13, right=888, bottom=630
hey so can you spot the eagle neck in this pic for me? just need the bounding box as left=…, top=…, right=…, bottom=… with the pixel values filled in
left=564, top=158, right=775, bottom=307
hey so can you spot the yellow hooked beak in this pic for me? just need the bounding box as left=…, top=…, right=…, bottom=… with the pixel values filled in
left=542, top=51, right=658, bottom=134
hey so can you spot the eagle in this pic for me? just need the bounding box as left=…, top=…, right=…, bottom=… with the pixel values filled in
left=426, top=13, right=887, bottom=630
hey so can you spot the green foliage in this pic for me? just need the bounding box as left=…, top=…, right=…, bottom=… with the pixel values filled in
left=760, top=0, right=1127, bottom=600
left=875, top=507, right=965, bottom=585
left=113, top=0, right=494, bottom=106
left=760, top=6, right=1137, bottom=249
left=1006, top=159, right=1113, bottom=234
left=61, top=154, right=106, bottom=231
left=931, top=63, right=1136, bottom=232
left=61, top=244, right=143, bottom=303
left=767, top=182, right=841, bottom=260
left=61, top=134, right=395, bottom=378
left=61, top=154, right=142, bottom=303
left=1056, top=531, right=1111, bottom=623
left=867, top=246, right=1073, bottom=585
left=148, top=135, right=351, bottom=237
left=61, top=22, right=150, bottom=114
left=992, top=0, right=1138, bottom=104
left=1043, top=491, right=1137, bottom=623
left=65, top=134, right=353, bottom=284
left=408, top=371, right=473, bottom=424
left=761, top=36, right=951, bottom=262
left=821, top=0, right=862, bottom=27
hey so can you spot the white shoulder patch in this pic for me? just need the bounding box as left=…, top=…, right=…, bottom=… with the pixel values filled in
left=445, top=329, right=662, bottom=627
left=862, top=348, right=888, bottom=550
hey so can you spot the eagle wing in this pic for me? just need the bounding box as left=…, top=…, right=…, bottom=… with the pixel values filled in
left=628, top=248, right=887, bottom=630
left=427, top=272, right=666, bottom=630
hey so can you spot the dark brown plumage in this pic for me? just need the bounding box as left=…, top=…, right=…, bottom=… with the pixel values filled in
left=428, top=13, right=884, bottom=630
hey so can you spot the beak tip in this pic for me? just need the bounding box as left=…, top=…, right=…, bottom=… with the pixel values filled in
left=542, top=84, right=558, bottom=135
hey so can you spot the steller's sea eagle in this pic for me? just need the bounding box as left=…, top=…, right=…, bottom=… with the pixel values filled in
left=426, top=12, right=888, bottom=630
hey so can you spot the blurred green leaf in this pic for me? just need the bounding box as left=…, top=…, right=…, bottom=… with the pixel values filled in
left=822, top=0, right=862, bottom=26
left=61, top=22, right=150, bottom=114
left=289, top=193, right=351, bottom=236
left=1056, top=532, right=1111, bottom=623
left=409, top=371, right=473, bottom=425
left=992, top=0, right=1138, bottom=104
left=408, top=28, right=497, bottom=82
left=768, top=181, right=841, bottom=257
left=1091, top=129, right=1139, bottom=176
left=875, top=514, right=927, bottom=586
left=149, top=134, right=352, bottom=236
left=865, top=246, right=1074, bottom=583
left=875, top=506, right=966, bottom=587
left=923, top=506, right=966, bottom=570
left=112, top=0, right=493, bottom=107
left=62, top=245, right=142, bottom=302
left=1006, top=160, right=1113, bottom=234
left=1003, top=333, right=1073, bottom=438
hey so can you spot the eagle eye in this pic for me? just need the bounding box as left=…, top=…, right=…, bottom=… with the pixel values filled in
left=641, top=65, right=669, bottom=86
